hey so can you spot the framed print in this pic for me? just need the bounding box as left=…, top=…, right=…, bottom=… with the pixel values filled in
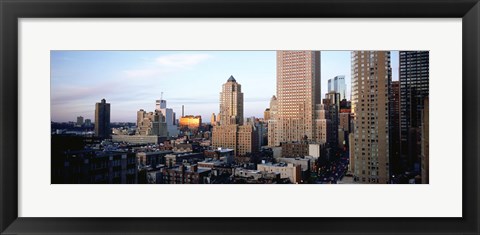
left=1, top=0, right=479, bottom=234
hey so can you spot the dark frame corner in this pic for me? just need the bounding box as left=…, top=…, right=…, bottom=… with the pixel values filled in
left=1, top=0, right=479, bottom=234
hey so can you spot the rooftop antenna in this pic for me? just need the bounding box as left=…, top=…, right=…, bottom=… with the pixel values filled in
left=161, top=92, right=164, bottom=101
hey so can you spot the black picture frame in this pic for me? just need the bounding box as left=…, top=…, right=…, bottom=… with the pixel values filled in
left=1, top=0, right=479, bottom=234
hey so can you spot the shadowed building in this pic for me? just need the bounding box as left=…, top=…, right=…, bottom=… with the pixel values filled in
left=399, top=51, right=429, bottom=171
left=94, top=98, right=110, bottom=139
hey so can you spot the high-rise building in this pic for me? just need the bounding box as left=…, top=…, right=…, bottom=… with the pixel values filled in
left=314, top=104, right=332, bottom=145
left=351, top=51, right=392, bottom=184
left=267, top=95, right=279, bottom=147
left=95, top=98, right=110, bottom=139
left=399, top=51, right=429, bottom=170
left=328, top=75, right=347, bottom=101
left=219, top=75, right=244, bottom=125
left=210, top=113, right=217, bottom=126
left=76, top=116, right=84, bottom=126
left=421, top=97, right=429, bottom=184
left=276, top=51, right=321, bottom=143
left=212, top=76, right=257, bottom=156
left=389, top=81, right=401, bottom=175
left=136, top=109, right=167, bottom=137
left=264, top=108, right=271, bottom=121
left=156, top=99, right=178, bottom=137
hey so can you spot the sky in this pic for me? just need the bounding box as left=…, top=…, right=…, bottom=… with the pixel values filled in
left=51, top=51, right=398, bottom=123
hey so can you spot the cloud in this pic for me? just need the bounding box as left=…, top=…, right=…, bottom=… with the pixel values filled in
left=122, top=53, right=212, bottom=78
left=155, top=54, right=212, bottom=67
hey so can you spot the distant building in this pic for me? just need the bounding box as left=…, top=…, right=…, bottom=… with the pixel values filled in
left=328, top=75, right=347, bottom=101
left=219, top=75, right=244, bottom=125
left=264, top=108, right=271, bottom=121
left=111, top=135, right=162, bottom=144
left=179, top=115, right=202, bottom=129
left=210, top=113, right=217, bottom=126
left=156, top=99, right=179, bottom=137
left=267, top=95, right=279, bottom=147
left=84, top=119, right=92, bottom=127
left=76, top=116, right=84, bottom=126
left=136, top=109, right=167, bottom=137
left=94, top=98, right=110, bottom=138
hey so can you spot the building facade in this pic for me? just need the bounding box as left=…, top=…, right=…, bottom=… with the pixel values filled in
left=399, top=51, right=429, bottom=170
left=328, top=75, right=347, bottom=101
left=219, top=75, right=244, bottom=125
left=94, top=98, right=111, bottom=139
left=179, top=115, right=202, bottom=129
left=276, top=51, right=321, bottom=143
left=136, top=109, right=168, bottom=137
left=351, top=51, right=392, bottom=184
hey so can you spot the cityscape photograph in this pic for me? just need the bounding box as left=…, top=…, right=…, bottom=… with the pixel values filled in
left=51, top=50, right=429, bottom=184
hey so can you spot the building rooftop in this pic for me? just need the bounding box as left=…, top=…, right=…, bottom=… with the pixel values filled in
left=227, top=75, right=236, bottom=82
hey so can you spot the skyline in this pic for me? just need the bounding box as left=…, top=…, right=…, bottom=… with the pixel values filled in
left=51, top=50, right=399, bottom=123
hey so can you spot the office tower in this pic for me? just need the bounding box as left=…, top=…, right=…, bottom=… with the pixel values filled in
left=156, top=99, right=178, bottom=137
left=219, top=75, right=244, bottom=125
left=182, top=105, right=184, bottom=117
left=136, top=109, right=167, bottom=137
left=267, top=95, right=279, bottom=147
left=76, top=116, right=84, bottom=126
left=94, top=98, right=110, bottom=139
left=421, top=97, right=429, bottom=184
left=339, top=112, right=351, bottom=148
left=264, top=108, right=271, bottom=121
left=276, top=51, right=321, bottom=143
left=351, top=51, right=392, bottom=184
left=212, top=76, right=257, bottom=156
left=156, top=99, right=167, bottom=110
left=314, top=104, right=332, bottom=145
left=84, top=119, right=92, bottom=127
left=389, top=81, right=401, bottom=175
left=399, top=51, right=429, bottom=170
left=211, top=113, right=217, bottom=126
left=328, top=75, right=347, bottom=101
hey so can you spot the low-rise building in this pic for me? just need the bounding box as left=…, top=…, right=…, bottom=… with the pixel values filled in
left=257, top=162, right=301, bottom=184
left=162, top=164, right=211, bottom=184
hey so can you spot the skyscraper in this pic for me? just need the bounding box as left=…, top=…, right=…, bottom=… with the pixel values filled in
left=389, top=81, right=401, bottom=175
left=276, top=51, right=321, bottom=143
left=351, top=51, right=392, bottom=184
left=210, top=113, right=217, bottom=126
left=95, top=98, right=110, bottom=139
left=76, top=116, right=84, bottom=126
left=219, top=75, right=244, bottom=125
left=399, top=51, right=429, bottom=170
left=156, top=99, right=178, bottom=137
left=267, top=95, right=279, bottom=147
left=328, top=75, right=347, bottom=101
left=213, top=76, right=257, bottom=156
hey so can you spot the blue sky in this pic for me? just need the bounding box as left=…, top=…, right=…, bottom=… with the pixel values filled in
left=51, top=51, right=398, bottom=122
